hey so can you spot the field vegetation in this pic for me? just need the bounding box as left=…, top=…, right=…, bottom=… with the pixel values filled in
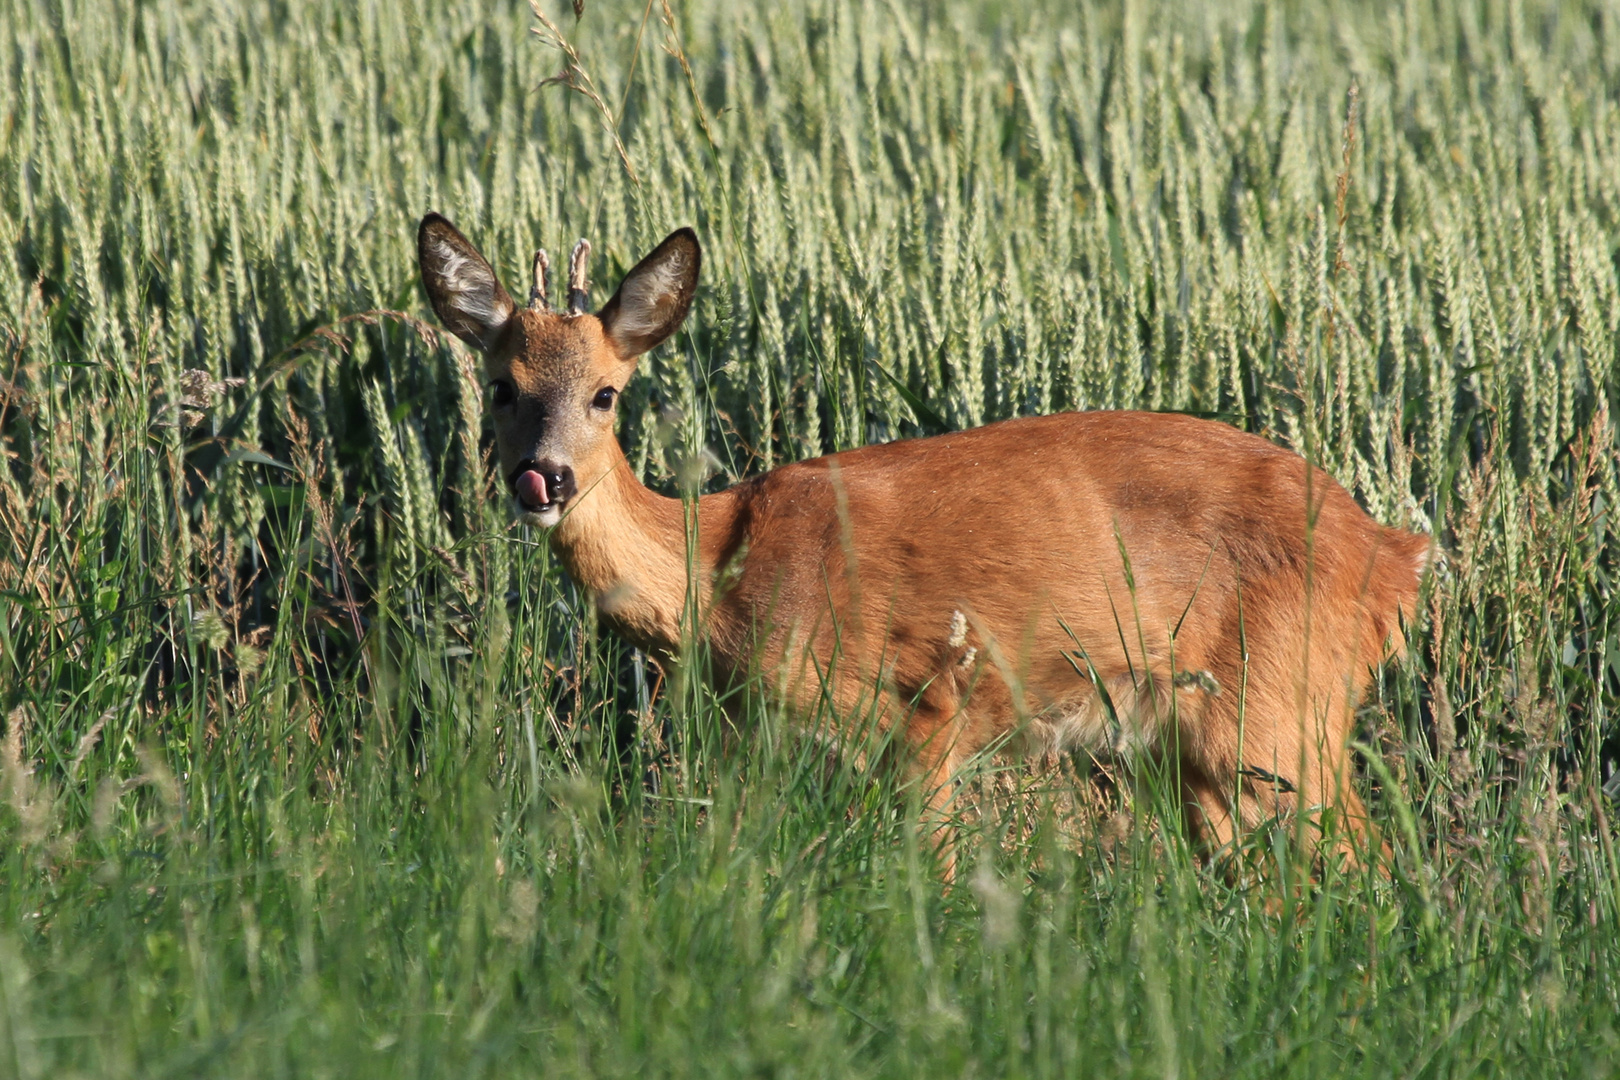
left=1, top=0, right=1618, bottom=1074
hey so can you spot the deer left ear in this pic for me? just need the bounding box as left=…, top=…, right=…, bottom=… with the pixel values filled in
left=597, top=228, right=702, bottom=360
left=418, top=213, right=516, bottom=351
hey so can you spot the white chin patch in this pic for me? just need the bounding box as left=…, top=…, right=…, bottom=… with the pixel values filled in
left=515, top=503, right=562, bottom=529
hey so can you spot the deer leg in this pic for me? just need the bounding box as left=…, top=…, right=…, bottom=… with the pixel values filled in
left=900, top=697, right=971, bottom=882
left=1180, top=762, right=1238, bottom=854
left=1186, top=678, right=1387, bottom=874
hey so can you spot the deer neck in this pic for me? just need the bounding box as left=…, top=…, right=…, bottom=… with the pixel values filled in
left=546, top=442, right=735, bottom=653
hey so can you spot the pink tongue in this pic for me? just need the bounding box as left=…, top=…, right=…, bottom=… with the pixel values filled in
left=515, top=470, right=549, bottom=509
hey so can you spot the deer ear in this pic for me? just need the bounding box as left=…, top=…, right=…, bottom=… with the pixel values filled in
left=418, top=213, right=516, bottom=351
left=597, top=228, right=701, bottom=359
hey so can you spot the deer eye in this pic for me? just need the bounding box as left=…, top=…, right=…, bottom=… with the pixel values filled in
left=591, top=387, right=617, bottom=411
left=490, top=380, right=514, bottom=408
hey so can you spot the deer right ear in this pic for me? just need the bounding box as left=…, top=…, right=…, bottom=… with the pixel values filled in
left=597, top=228, right=702, bottom=360
left=418, top=213, right=516, bottom=351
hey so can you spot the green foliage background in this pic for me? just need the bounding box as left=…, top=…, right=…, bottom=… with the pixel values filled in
left=1, top=0, right=1618, bottom=1075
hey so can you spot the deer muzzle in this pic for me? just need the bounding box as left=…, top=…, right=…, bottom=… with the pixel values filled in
left=513, top=462, right=575, bottom=513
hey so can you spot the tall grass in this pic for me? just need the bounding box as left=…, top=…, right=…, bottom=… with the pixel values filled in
left=0, top=0, right=1617, bottom=1074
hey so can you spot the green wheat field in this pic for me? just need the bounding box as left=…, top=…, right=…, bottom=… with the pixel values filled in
left=1, top=0, right=1618, bottom=1074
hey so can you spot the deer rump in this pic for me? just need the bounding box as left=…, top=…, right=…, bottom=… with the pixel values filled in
left=415, top=212, right=1430, bottom=858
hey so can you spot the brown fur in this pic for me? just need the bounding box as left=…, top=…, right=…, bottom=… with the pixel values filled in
left=418, top=215, right=1431, bottom=860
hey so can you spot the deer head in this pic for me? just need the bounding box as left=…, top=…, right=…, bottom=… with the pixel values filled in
left=417, top=213, right=701, bottom=528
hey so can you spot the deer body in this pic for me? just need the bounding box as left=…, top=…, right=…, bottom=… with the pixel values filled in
left=419, top=214, right=1429, bottom=852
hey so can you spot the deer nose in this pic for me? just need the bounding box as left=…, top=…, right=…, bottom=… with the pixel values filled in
left=513, top=460, right=575, bottom=510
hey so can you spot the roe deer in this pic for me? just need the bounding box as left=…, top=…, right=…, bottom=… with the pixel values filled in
left=418, top=212, right=1430, bottom=862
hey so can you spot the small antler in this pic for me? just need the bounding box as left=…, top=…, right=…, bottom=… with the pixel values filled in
left=567, top=239, right=591, bottom=313
left=529, top=249, right=552, bottom=312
